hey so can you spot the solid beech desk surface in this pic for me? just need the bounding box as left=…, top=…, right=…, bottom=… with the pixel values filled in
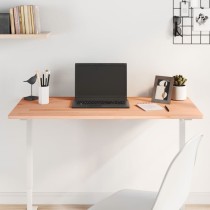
left=8, top=97, right=203, bottom=120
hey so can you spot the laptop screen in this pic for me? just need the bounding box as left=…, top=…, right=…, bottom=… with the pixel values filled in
left=75, top=63, right=127, bottom=99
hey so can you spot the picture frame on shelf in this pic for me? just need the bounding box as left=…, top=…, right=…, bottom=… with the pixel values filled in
left=151, top=75, right=174, bottom=104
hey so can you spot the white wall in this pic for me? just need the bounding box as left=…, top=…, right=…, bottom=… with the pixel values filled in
left=0, top=0, right=210, bottom=205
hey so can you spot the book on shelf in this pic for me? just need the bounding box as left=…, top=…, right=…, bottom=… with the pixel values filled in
left=9, top=5, right=41, bottom=35
left=13, top=7, right=20, bottom=34
left=18, top=6, right=23, bottom=34
left=30, top=6, right=34, bottom=34
left=9, top=8, right=15, bottom=34
left=24, top=5, right=29, bottom=34
left=33, top=6, right=41, bottom=34
left=20, top=6, right=26, bottom=34
left=28, top=6, right=32, bottom=34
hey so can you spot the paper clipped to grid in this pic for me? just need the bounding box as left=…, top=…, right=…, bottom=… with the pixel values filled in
left=137, top=103, right=164, bottom=111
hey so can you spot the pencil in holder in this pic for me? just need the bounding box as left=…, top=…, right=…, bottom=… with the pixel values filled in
left=39, top=86, right=49, bottom=104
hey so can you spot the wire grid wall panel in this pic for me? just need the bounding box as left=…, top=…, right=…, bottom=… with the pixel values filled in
left=173, top=0, right=210, bottom=44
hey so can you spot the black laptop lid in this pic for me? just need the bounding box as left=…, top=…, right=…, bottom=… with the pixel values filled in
left=75, top=63, right=127, bottom=99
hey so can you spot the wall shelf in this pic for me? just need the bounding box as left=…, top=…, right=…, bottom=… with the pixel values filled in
left=0, top=32, right=51, bottom=39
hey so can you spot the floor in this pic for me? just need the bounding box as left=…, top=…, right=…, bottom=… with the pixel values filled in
left=0, top=205, right=209, bottom=210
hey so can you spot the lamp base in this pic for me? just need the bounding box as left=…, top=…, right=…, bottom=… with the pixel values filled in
left=24, top=96, right=38, bottom=101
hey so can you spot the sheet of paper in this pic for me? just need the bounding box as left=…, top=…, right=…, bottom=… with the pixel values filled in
left=137, top=103, right=164, bottom=111
left=193, top=9, right=210, bottom=31
left=180, top=1, right=189, bottom=17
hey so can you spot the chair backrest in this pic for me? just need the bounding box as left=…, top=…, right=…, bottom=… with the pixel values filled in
left=152, top=134, right=203, bottom=210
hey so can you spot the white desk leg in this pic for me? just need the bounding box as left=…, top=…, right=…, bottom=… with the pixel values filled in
left=26, top=120, right=33, bottom=210
left=179, top=119, right=186, bottom=210
left=179, top=119, right=186, bottom=150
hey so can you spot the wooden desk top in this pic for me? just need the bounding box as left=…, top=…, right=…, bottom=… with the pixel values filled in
left=8, top=97, right=203, bottom=120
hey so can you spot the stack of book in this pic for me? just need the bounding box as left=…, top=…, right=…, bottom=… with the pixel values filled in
left=10, top=5, right=41, bottom=34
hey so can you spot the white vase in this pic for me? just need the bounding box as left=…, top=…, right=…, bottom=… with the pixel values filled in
left=172, top=86, right=187, bottom=101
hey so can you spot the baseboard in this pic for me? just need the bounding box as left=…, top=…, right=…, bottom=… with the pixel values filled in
left=0, top=192, right=111, bottom=205
left=0, top=205, right=90, bottom=210
left=186, top=193, right=210, bottom=204
left=0, top=192, right=210, bottom=205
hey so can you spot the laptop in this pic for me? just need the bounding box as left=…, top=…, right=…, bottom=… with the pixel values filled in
left=72, top=63, right=130, bottom=108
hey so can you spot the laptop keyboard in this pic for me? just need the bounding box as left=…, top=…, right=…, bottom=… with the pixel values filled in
left=76, top=100, right=126, bottom=105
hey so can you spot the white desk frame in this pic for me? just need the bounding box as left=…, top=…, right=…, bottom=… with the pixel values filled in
left=24, top=118, right=189, bottom=210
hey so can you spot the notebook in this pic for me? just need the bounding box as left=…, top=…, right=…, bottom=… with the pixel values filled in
left=137, top=103, right=164, bottom=111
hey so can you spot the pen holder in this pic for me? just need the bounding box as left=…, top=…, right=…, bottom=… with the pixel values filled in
left=39, top=86, right=49, bottom=104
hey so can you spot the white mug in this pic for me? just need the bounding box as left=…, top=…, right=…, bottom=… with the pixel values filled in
left=39, top=86, right=49, bottom=104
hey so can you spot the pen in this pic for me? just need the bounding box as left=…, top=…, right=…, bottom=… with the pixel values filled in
left=42, top=74, right=45, bottom=86
left=47, top=71, right=51, bottom=86
left=36, top=71, right=41, bottom=86
left=45, top=69, right=50, bottom=87
left=165, top=105, right=170, bottom=112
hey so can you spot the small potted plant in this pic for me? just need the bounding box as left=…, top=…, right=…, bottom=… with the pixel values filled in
left=172, top=75, right=187, bottom=100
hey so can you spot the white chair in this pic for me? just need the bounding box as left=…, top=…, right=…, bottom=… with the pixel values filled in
left=88, top=134, right=203, bottom=210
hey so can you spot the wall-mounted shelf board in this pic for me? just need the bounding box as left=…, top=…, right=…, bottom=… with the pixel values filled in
left=0, top=32, right=51, bottom=39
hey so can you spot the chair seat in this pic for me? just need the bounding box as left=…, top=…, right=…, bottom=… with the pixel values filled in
left=88, top=135, right=203, bottom=210
left=89, top=189, right=158, bottom=210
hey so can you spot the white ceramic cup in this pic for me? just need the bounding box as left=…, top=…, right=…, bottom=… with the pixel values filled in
left=39, top=86, right=49, bottom=104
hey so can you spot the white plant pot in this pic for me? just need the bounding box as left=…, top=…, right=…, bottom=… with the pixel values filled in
left=172, top=86, right=187, bottom=101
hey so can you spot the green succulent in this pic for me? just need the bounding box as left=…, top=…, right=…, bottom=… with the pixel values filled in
left=173, top=75, right=187, bottom=86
